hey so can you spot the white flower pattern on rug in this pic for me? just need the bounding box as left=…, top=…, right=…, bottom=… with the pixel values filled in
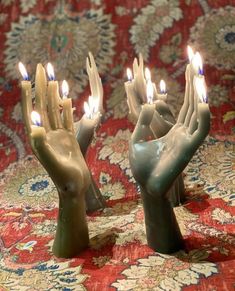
left=112, top=250, right=218, bottom=290
left=130, top=0, right=182, bottom=59
left=184, top=138, right=235, bottom=205
left=0, top=259, right=88, bottom=290
left=4, top=4, right=116, bottom=98
left=98, top=129, right=132, bottom=178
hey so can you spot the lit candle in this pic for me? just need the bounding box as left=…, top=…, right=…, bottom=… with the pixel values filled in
left=76, top=96, right=101, bottom=156
left=31, top=110, right=41, bottom=126
left=184, top=51, right=204, bottom=130
left=195, top=77, right=207, bottom=103
left=46, top=63, right=62, bottom=130
left=132, top=53, right=146, bottom=102
left=124, top=67, right=141, bottom=123
left=18, top=62, right=32, bottom=133
left=145, top=67, right=158, bottom=100
left=188, top=76, right=208, bottom=134
left=192, top=51, right=203, bottom=76
left=35, top=63, right=50, bottom=130
left=148, top=78, right=172, bottom=139
left=145, top=67, right=151, bottom=82
left=61, top=80, right=74, bottom=133
left=177, top=45, right=195, bottom=124
left=142, top=78, right=169, bottom=138
left=127, top=68, right=133, bottom=81
left=158, top=79, right=167, bottom=101
left=76, top=95, right=107, bottom=212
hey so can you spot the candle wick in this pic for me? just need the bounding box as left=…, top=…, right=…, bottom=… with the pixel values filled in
left=198, top=68, right=204, bottom=76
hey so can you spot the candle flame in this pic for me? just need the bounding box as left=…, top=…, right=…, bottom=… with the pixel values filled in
left=84, top=96, right=99, bottom=119
left=146, top=80, right=154, bottom=104
left=62, top=80, right=69, bottom=99
left=160, top=79, right=166, bottom=94
left=84, top=101, right=91, bottom=118
left=18, top=62, right=29, bottom=80
left=192, top=52, right=203, bottom=75
left=93, top=98, right=99, bottom=113
left=187, top=45, right=194, bottom=62
left=88, top=95, right=93, bottom=111
left=195, top=77, right=207, bottom=103
left=46, top=63, right=55, bottom=80
left=145, top=67, right=151, bottom=81
left=126, top=68, right=133, bottom=81
left=31, top=111, right=41, bottom=126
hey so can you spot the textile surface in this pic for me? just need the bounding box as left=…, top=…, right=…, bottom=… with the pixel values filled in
left=0, top=1, right=234, bottom=290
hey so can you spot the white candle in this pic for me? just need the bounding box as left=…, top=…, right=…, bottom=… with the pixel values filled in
left=46, top=63, right=62, bottom=129
left=18, top=62, right=32, bottom=133
left=177, top=45, right=195, bottom=124
left=184, top=51, right=204, bottom=127
left=124, top=67, right=141, bottom=122
left=61, top=80, right=74, bottom=132
left=127, top=68, right=133, bottom=81
left=76, top=96, right=101, bottom=155
left=145, top=67, right=157, bottom=100
left=34, top=63, right=50, bottom=130
left=30, top=110, right=46, bottom=141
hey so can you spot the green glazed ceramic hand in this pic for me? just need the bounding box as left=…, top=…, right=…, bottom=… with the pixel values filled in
left=125, top=53, right=185, bottom=205
left=129, top=80, right=210, bottom=253
left=22, top=64, right=90, bottom=258
left=75, top=53, right=106, bottom=213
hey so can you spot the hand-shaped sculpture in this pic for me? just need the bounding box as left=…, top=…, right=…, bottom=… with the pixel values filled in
left=20, top=63, right=90, bottom=258
left=129, top=73, right=210, bottom=254
left=86, top=52, right=104, bottom=115
left=75, top=53, right=106, bottom=212
left=125, top=54, right=185, bottom=206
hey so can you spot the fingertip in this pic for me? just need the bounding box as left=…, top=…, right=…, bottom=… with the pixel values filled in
left=86, top=57, right=91, bottom=72
left=30, top=126, right=47, bottom=148
left=88, top=51, right=92, bottom=60
left=139, top=104, right=155, bottom=125
left=139, top=53, right=144, bottom=67
left=192, top=103, right=210, bottom=141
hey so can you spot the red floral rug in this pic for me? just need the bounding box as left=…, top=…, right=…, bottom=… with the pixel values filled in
left=0, top=1, right=234, bottom=290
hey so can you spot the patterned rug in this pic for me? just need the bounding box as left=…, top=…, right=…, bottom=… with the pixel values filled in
left=0, top=1, right=234, bottom=290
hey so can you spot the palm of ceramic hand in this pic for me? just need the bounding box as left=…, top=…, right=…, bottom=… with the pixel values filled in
left=130, top=101, right=209, bottom=198
left=130, top=126, right=192, bottom=197
left=151, top=102, right=175, bottom=138
left=31, top=128, right=90, bottom=196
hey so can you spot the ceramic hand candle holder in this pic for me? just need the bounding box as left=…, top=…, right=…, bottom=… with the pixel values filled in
left=125, top=54, right=185, bottom=206
left=86, top=52, right=104, bottom=115
left=129, top=71, right=210, bottom=254
left=75, top=53, right=106, bottom=213
left=20, top=63, right=90, bottom=258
